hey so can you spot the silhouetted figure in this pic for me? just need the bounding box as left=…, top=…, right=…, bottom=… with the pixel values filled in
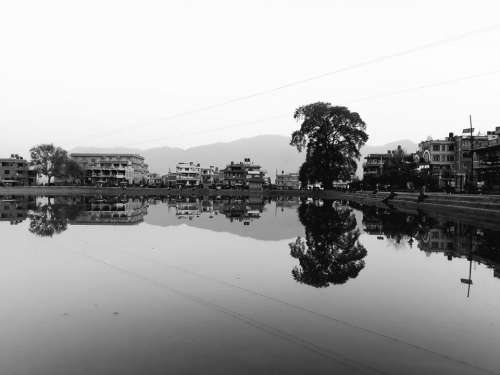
left=418, top=185, right=427, bottom=202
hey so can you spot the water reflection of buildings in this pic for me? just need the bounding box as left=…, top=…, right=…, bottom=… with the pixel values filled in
left=275, top=196, right=301, bottom=209
left=164, top=196, right=266, bottom=225
left=220, top=197, right=264, bottom=225
left=71, top=197, right=148, bottom=225
left=52, top=196, right=148, bottom=225
left=0, top=196, right=35, bottom=224
left=144, top=196, right=303, bottom=241
left=360, top=205, right=500, bottom=282
left=9, top=195, right=303, bottom=240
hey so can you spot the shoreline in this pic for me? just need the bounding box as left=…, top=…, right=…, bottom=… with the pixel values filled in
left=2, top=185, right=500, bottom=207
left=3, top=185, right=500, bottom=228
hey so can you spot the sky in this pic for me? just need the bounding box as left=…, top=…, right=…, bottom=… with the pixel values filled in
left=1, top=0, right=500, bottom=157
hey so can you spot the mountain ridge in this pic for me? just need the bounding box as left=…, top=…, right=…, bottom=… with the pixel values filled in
left=72, top=134, right=418, bottom=178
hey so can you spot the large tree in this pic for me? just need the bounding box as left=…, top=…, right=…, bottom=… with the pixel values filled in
left=29, top=144, right=68, bottom=184
left=59, top=158, right=85, bottom=184
left=290, top=102, right=368, bottom=189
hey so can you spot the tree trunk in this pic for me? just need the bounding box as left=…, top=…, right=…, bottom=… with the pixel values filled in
left=323, top=180, right=333, bottom=190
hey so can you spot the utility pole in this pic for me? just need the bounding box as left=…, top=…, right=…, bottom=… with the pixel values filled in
left=463, top=115, right=475, bottom=193
left=470, top=114, right=474, bottom=193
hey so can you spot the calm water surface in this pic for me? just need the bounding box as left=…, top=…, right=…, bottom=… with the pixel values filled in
left=1, top=195, right=499, bottom=375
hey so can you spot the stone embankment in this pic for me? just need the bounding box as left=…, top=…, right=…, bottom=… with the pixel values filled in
left=331, top=190, right=500, bottom=229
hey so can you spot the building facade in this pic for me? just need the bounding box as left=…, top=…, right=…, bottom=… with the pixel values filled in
left=418, top=134, right=456, bottom=187
left=222, top=158, right=265, bottom=189
left=362, top=146, right=410, bottom=181
left=70, top=153, right=148, bottom=185
left=275, top=171, right=300, bottom=189
left=147, top=173, right=163, bottom=186
left=201, top=166, right=221, bottom=187
left=0, top=154, right=35, bottom=186
left=362, top=152, right=393, bottom=178
left=176, top=162, right=202, bottom=187
left=417, top=130, right=496, bottom=191
left=474, top=127, right=500, bottom=191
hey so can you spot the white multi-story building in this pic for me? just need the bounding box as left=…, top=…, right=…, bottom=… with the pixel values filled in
left=70, top=153, right=149, bottom=185
left=176, top=162, right=202, bottom=187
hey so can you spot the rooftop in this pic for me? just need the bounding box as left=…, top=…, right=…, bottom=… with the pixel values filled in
left=70, top=153, right=145, bottom=160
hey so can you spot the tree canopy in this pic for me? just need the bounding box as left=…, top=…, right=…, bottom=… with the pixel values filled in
left=29, top=144, right=68, bottom=183
left=290, top=102, right=368, bottom=189
left=59, top=158, right=85, bottom=183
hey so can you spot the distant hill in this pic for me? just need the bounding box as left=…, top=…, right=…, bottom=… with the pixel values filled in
left=72, top=135, right=418, bottom=178
left=72, top=135, right=305, bottom=177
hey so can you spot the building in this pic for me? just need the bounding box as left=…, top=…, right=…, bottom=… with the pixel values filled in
left=275, top=171, right=300, bottom=189
left=201, top=166, right=220, bottom=187
left=362, top=152, right=393, bottom=178
left=418, top=134, right=456, bottom=188
left=475, top=127, right=500, bottom=191
left=362, top=145, right=413, bottom=181
left=147, top=173, right=163, bottom=186
left=222, top=158, right=265, bottom=189
left=0, top=154, right=35, bottom=186
left=176, top=162, right=202, bottom=187
left=162, top=172, right=178, bottom=188
left=70, top=153, right=148, bottom=185
left=418, top=131, right=493, bottom=191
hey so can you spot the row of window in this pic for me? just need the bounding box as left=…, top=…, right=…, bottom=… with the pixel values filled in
left=432, top=155, right=455, bottom=162
left=432, top=144, right=454, bottom=152
left=1, top=162, right=26, bottom=167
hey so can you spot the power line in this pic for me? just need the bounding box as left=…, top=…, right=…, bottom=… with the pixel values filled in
left=73, top=22, right=500, bottom=145
left=74, top=248, right=387, bottom=375
left=116, top=245, right=499, bottom=375
left=124, top=67, right=500, bottom=148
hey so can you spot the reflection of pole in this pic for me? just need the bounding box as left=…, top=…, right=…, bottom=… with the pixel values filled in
left=467, top=230, right=473, bottom=298
left=461, top=228, right=473, bottom=298
left=467, top=255, right=472, bottom=298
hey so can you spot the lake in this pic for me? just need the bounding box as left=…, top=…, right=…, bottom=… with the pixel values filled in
left=1, top=195, right=499, bottom=375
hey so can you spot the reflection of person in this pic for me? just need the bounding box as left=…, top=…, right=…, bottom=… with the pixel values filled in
left=418, top=185, right=427, bottom=202
left=289, top=200, right=367, bottom=287
left=382, top=188, right=397, bottom=204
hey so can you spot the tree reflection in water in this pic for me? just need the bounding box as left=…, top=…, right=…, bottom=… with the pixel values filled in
left=28, top=199, right=82, bottom=237
left=289, top=199, right=367, bottom=287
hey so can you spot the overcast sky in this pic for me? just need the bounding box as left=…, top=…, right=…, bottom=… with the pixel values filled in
left=1, top=0, right=500, bottom=156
